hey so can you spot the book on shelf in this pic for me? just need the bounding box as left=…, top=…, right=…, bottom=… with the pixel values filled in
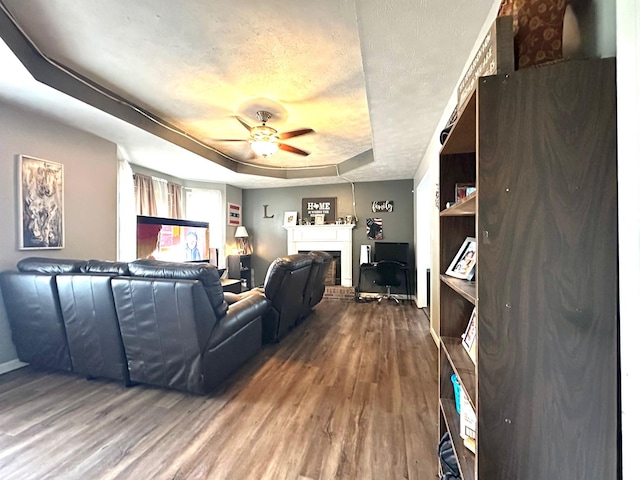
left=461, top=307, right=477, bottom=365
left=463, top=436, right=476, bottom=454
left=459, top=388, right=477, bottom=441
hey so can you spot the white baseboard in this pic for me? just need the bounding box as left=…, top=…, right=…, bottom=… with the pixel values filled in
left=0, top=359, right=29, bottom=375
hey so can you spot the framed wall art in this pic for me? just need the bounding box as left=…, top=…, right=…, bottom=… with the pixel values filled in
left=302, top=197, right=336, bottom=223
left=227, top=202, right=241, bottom=226
left=18, top=155, right=64, bottom=250
left=366, top=218, right=383, bottom=240
left=371, top=200, right=394, bottom=213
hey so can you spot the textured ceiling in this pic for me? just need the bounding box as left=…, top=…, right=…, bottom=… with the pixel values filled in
left=0, top=0, right=496, bottom=188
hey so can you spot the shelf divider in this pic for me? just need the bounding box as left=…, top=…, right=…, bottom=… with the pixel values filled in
left=441, top=336, right=476, bottom=410
left=441, top=191, right=477, bottom=217
left=440, top=275, right=476, bottom=305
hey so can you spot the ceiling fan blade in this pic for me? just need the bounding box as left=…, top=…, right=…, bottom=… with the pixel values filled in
left=234, top=116, right=254, bottom=132
left=278, top=143, right=310, bottom=156
left=279, top=128, right=315, bottom=140
left=210, top=138, right=247, bottom=142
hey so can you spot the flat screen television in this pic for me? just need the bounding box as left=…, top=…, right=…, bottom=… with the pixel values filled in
left=136, top=215, right=211, bottom=263
left=374, top=241, right=409, bottom=265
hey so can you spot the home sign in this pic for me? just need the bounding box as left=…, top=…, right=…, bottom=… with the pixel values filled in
left=302, top=197, right=336, bottom=223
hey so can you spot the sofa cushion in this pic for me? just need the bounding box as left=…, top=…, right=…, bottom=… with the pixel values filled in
left=128, top=259, right=228, bottom=319
left=80, top=259, right=130, bottom=276
left=17, top=257, right=85, bottom=274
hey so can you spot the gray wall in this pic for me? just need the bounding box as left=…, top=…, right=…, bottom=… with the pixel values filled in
left=0, top=101, right=117, bottom=369
left=242, top=179, right=415, bottom=287
left=224, top=184, right=243, bottom=266
left=573, top=0, right=616, bottom=58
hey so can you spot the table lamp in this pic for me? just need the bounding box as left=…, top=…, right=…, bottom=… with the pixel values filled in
left=234, top=226, right=249, bottom=254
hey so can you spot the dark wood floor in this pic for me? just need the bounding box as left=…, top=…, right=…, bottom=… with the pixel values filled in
left=0, top=299, right=439, bottom=480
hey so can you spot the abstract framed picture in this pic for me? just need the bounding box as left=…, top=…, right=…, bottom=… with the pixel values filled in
left=18, top=155, right=64, bottom=249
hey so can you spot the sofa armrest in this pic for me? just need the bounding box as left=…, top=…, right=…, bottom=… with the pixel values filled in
left=208, top=293, right=269, bottom=349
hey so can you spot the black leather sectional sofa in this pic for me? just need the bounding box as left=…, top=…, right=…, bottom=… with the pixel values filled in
left=0, top=251, right=332, bottom=394
left=0, top=257, right=268, bottom=394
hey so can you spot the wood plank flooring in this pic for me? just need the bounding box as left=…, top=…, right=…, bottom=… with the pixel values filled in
left=0, top=300, right=439, bottom=480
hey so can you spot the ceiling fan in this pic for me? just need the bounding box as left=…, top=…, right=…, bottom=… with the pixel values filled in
left=217, top=111, right=315, bottom=158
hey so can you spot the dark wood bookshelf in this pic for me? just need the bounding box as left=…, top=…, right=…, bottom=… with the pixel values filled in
left=437, top=58, right=619, bottom=479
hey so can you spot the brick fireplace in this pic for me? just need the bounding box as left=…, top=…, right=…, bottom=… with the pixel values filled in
left=299, top=250, right=340, bottom=285
left=284, top=224, right=355, bottom=287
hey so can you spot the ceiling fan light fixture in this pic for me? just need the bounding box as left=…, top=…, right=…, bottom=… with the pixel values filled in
left=250, top=139, right=279, bottom=157
left=250, top=124, right=280, bottom=157
left=219, top=110, right=312, bottom=158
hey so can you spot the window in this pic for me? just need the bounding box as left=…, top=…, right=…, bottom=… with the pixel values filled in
left=185, top=188, right=223, bottom=265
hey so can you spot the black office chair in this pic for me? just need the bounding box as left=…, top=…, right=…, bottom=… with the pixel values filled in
left=374, top=260, right=403, bottom=304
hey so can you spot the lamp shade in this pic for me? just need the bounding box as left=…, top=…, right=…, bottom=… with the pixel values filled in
left=234, top=226, right=249, bottom=238
left=250, top=139, right=279, bottom=157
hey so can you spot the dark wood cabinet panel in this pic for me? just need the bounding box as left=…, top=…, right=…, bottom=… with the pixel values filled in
left=476, top=58, right=618, bottom=480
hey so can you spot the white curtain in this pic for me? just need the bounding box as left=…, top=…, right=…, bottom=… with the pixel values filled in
left=151, top=177, right=169, bottom=218
left=168, top=182, right=183, bottom=219
left=134, top=173, right=156, bottom=216
left=134, top=174, right=183, bottom=219
left=117, top=153, right=137, bottom=261
left=186, top=188, right=223, bottom=265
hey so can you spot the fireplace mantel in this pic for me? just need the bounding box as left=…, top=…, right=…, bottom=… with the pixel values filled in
left=284, top=224, right=355, bottom=286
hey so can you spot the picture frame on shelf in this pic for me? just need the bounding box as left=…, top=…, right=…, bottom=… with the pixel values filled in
left=455, top=182, right=476, bottom=203
left=314, top=214, right=325, bottom=225
left=445, top=237, right=477, bottom=280
left=462, top=307, right=477, bottom=365
left=283, top=211, right=297, bottom=226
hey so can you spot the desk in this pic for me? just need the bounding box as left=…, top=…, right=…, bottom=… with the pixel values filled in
left=356, top=262, right=410, bottom=301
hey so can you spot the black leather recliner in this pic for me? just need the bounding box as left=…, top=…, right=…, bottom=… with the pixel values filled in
left=226, top=253, right=314, bottom=343
left=111, top=260, right=269, bottom=394
left=303, top=250, right=333, bottom=316
left=56, top=259, right=132, bottom=385
left=0, top=257, right=84, bottom=372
